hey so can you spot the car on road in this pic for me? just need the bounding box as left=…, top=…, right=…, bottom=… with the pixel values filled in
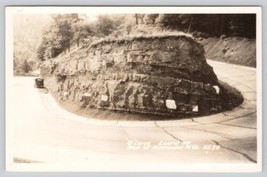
left=34, top=78, right=44, bottom=88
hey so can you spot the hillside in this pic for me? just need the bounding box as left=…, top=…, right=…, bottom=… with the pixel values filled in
left=200, top=37, right=256, bottom=67
left=13, top=14, right=51, bottom=75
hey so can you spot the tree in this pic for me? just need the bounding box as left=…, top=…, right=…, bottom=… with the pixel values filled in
left=37, top=39, right=46, bottom=61
left=21, top=60, right=32, bottom=73
left=95, top=15, right=116, bottom=36
left=72, top=21, right=94, bottom=47
left=135, top=14, right=138, bottom=25
left=93, top=15, right=125, bottom=37
left=154, top=14, right=256, bottom=38
left=37, top=14, right=84, bottom=60
left=144, top=14, right=159, bottom=25
left=51, top=14, right=77, bottom=52
left=155, top=14, right=203, bottom=32
left=155, top=14, right=182, bottom=29
left=224, top=14, right=256, bottom=38
left=13, top=14, right=51, bottom=74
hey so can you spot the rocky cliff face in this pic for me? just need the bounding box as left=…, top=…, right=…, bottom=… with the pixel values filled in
left=41, top=34, right=238, bottom=117
left=200, top=37, right=256, bottom=67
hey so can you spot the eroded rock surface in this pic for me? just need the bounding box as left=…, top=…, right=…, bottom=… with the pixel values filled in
left=41, top=34, right=242, bottom=117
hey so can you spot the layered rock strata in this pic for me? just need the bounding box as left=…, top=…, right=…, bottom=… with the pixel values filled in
left=41, top=34, right=235, bottom=116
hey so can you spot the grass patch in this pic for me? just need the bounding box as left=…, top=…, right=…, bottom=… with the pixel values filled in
left=89, top=32, right=193, bottom=48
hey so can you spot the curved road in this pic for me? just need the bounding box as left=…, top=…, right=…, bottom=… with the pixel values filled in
left=8, top=60, right=259, bottom=171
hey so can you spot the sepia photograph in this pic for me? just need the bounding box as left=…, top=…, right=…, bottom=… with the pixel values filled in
left=5, top=7, right=262, bottom=172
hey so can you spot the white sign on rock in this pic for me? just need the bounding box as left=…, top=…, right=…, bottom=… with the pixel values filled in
left=165, top=99, right=177, bottom=110
left=192, top=105, right=198, bottom=112
left=213, top=85, right=220, bottom=94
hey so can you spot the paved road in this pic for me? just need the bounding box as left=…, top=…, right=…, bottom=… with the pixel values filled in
left=8, top=60, right=258, bottom=171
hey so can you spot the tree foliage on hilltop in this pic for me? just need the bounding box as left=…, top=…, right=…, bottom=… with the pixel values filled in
left=38, top=14, right=79, bottom=60
left=37, top=14, right=125, bottom=61
left=13, top=14, right=51, bottom=75
left=130, top=14, right=256, bottom=38
left=36, top=13, right=256, bottom=62
left=21, top=60, right=32, bottom=73
left=152, top=14, right=256, bottom=38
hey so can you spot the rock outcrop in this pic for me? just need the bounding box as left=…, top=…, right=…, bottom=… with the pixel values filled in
left=41, top=34, right=241, bottom=117
left=200, top=37, right=256, bottom=67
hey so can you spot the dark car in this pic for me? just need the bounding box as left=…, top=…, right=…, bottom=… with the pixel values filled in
left=34, top=78, right=44, bottom=88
